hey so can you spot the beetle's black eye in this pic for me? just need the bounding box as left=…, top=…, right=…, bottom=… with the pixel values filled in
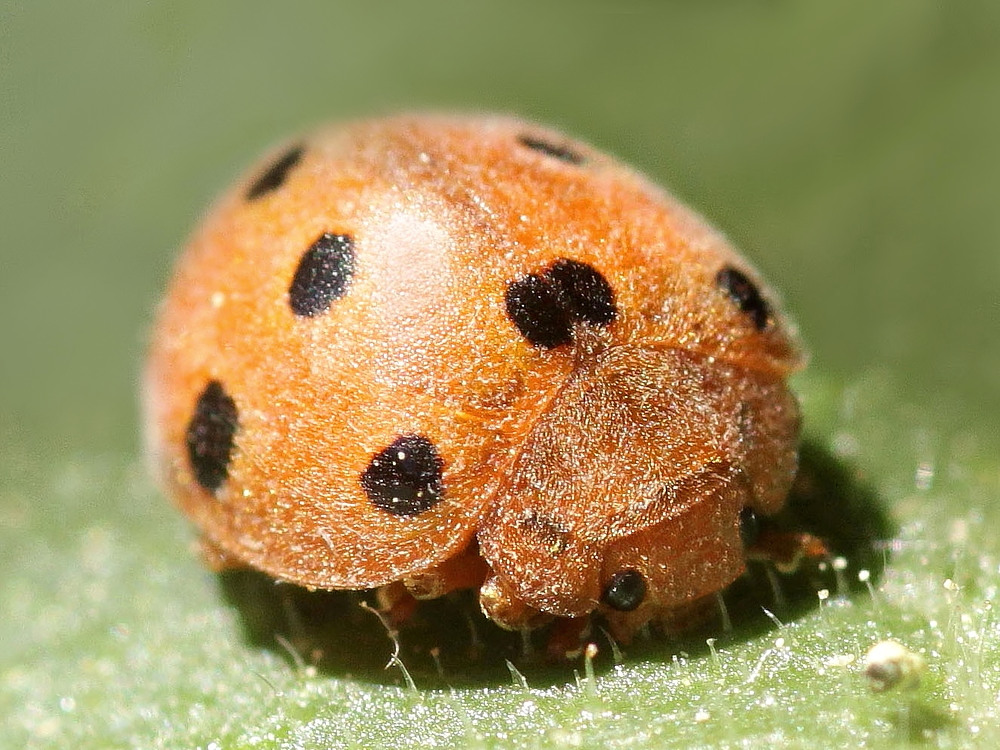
left=739, top=507, right=760, bottom=547
left=601, top=569, right=647, bottom=612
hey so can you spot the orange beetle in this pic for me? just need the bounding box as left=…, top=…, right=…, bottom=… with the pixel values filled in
left=143, top=115, right=806, bottom=644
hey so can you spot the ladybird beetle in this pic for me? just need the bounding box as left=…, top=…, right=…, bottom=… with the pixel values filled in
left=143, top=115, right=808, bottom=646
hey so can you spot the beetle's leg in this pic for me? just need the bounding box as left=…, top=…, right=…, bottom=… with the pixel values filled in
left=403, top=542, right=491, bottom=600
left=746, top=528, right=829, bottom=573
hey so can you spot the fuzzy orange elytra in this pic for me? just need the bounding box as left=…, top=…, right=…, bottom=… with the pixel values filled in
left=143, top=114, right=811, bottom=646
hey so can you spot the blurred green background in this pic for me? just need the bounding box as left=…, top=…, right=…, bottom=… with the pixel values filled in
left=2, top=2, right=999, bottom=748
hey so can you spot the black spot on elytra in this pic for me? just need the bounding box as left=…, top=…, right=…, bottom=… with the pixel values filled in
left=185, top=380, right=238, bottom=492
left=601, top=569, right=647, bottom=612
left=288, top=233, right=355, bottom=317
left=360, top=435, right=444, bottom=517
left=547, top=258, right=616, bottom=327
left=504, top=258, right=617, bottom=348
left=517, top=134, right=584, bottom=165
left=505, top=273, right=575, bottom=349
left=246, top=145, right=304, bottom=200
left=716, top=265, right=770, bottom=331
